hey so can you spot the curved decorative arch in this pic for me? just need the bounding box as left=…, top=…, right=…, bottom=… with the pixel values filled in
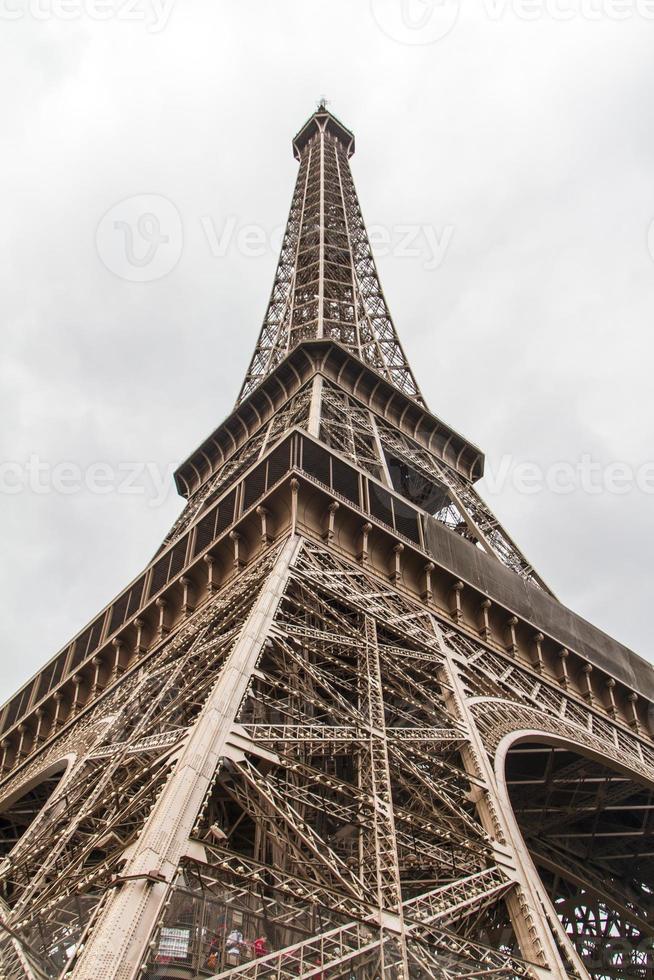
left=488, top=712, right=654, bottom=980
left=0, top=752, right=76, bottom=861
left=470, top=694, right=654, bottom=787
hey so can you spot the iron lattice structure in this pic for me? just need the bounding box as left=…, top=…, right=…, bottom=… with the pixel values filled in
left=238, top=108, right=422, bottom=405
left=0, top=107, right=652, bottom=980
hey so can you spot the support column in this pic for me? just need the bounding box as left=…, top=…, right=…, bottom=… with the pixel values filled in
left=307, top=374, right=323, bottom=438
left=432, top=618, right=584, bottom=977
left=358, top=616, right=409, bottom=976
left=71, top=535, right=303, bottom=980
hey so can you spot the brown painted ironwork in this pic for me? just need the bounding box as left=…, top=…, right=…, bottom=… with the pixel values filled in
left=0, top=106, right=652, bottom=980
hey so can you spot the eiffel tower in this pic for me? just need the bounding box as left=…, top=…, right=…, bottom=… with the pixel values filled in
left=0, top=105, right=652, bottom=980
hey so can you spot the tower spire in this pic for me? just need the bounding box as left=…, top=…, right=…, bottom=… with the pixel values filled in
left=238, top=107, right=424, bottom=406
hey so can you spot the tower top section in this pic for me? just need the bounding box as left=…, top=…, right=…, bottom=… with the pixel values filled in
left=292, top=103, right=355, bottom=160
left=238, top=106, right=423, bottom=405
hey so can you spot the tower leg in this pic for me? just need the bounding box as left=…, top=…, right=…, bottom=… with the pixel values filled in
left=358, top=616, right=409, bottom=976
left=70, top=537, right=302, bottom=980
left=435, top=620, right=588, bottom=978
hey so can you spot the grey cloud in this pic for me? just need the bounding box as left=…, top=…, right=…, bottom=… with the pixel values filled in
left=0, top=0, right=652, bottom=700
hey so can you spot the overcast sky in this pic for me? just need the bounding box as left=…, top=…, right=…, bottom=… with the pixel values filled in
left=1, top=0, right=653, bottom=703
